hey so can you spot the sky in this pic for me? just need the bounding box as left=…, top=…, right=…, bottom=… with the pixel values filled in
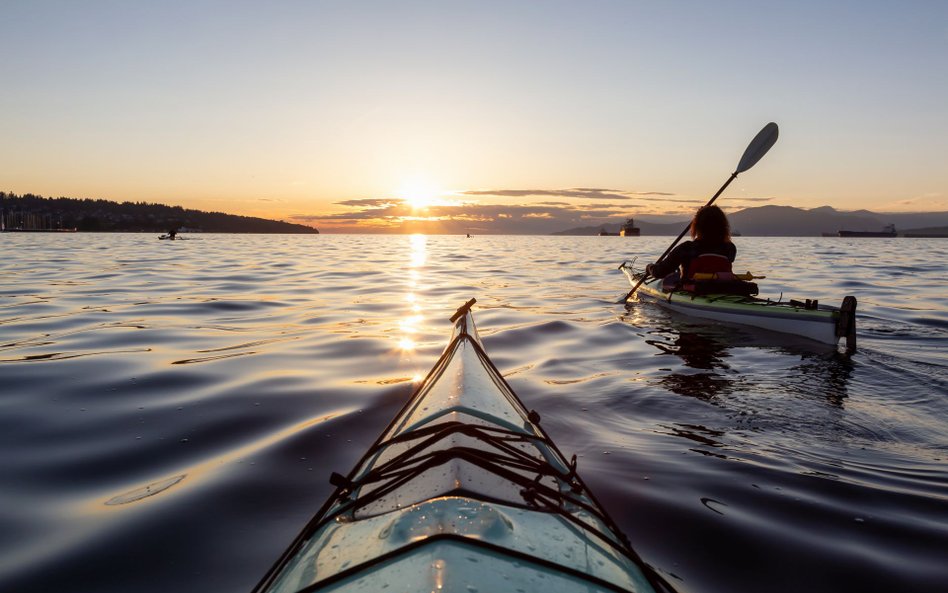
left=1, top=1, right=946, bottom=232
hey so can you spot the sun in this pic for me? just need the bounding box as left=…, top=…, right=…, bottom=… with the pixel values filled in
left=397, top=180, right=443, bottom=211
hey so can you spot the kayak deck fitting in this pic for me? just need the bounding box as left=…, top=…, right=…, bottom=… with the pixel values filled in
left=618, top=261, right=857, bottom=352
left=253, top=299, right=672, bottom=593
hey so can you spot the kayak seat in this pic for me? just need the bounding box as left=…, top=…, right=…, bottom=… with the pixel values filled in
left=660, top=270, right=758, bottom=297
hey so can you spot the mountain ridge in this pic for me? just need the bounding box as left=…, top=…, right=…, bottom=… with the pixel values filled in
left=553, top=206, right=948, bottom=237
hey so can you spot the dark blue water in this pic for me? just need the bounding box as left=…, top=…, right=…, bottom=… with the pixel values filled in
left=1, top=233, right=946, bottom=592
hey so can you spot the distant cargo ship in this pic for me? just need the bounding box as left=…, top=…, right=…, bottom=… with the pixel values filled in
left=838, top=224, right=896, bottom=238
left=620, top=218, right=640, bottom=237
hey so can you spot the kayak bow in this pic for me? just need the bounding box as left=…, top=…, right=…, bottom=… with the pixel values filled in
left=618, top=261, right=857, bottom=351
left=253, top=299, right=671, bottom=593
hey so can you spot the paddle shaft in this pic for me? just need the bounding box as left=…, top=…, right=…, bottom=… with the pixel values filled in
left=621, top=171, right=738, bottom=301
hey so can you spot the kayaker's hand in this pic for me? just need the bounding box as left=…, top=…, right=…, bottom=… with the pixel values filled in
left=645, top=264, right=656, bottom=277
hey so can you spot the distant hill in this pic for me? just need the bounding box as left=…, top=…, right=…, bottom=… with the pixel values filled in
left=553, top=206, right=948, bottom=237
left=902, top=226, right=948, bottom=237
left=0, top=192, right=318, bottom=233
left=727, top=205, right=877, bottom=236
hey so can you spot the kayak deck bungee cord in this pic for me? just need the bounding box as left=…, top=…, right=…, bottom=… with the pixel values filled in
left=252, top=299, right=673, bottom=593
left=254, top=263, right=854, bottom=592
left=618, top=261, right=857, bottom=352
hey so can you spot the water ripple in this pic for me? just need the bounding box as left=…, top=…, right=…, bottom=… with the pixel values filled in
left=0, top=234, right=945, bottom=593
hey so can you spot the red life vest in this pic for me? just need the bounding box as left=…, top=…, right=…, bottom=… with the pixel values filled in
left=685, top=253, right=733, bottom=279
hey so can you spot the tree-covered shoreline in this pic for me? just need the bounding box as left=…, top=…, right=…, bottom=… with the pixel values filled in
left=0, top=192, right=318, bottom=234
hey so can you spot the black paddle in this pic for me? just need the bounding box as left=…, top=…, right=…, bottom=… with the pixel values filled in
left=618, top=122, right=779, bottom=303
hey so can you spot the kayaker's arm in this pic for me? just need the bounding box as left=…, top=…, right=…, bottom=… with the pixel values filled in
left=647, top=242, right=690, bottom=279
left=724, top=241, right=737, bottom=262
left=648, top=241, right=737, bottom=280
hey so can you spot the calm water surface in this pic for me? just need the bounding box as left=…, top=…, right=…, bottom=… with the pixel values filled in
left=1, top=233, right=946, bottom=593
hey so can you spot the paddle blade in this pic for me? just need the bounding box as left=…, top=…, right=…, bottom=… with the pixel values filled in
left=735, top=122, right=779, bottom=174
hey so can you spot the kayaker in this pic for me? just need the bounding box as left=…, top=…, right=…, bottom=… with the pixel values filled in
left=646, top=205, right=735, bottom=283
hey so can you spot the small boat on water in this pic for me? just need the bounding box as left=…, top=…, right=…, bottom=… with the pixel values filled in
left=618, top=261, right=856, bottom=351
left=252, top=299, right=674, bottom=593
left=620, top=218, right=640, bottom=237
left=838, top=224, right=896, bottom=237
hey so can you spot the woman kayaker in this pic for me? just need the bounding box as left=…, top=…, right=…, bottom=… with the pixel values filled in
left=646, top=205, right=735, bottom=283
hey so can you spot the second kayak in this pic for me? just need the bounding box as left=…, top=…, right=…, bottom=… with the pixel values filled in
left=619, top=261, right=856, bottom=351
left=253, top=298, right=673, bottom=593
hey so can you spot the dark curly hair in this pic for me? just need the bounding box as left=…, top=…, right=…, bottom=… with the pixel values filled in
left=690, top=205, right=731, bottom=243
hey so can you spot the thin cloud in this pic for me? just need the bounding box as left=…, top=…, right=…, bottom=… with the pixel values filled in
left=290, top=200, right=641, bottom=233
left=730, top=196, right=775, bottom=203
left=460, top=188, right=675, bottom=201
left=294, top=187, right=712, bottom=233
left=335, top=198, right=399, bottom=207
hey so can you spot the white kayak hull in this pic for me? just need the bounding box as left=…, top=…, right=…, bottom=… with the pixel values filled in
left=619, top=262, right=856, bottom=349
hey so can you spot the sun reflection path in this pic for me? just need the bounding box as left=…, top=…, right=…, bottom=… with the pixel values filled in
left=409, top=233, right=427, bottom=268
left=398, top=235, right=428, bottom=382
